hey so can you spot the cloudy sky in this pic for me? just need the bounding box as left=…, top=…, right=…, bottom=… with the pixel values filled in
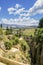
left=0, top=0, right=43, bottom=26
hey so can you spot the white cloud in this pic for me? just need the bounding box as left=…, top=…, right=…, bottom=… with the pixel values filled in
left=36, top=9, right=43, bottom=14
left=26, top=0, right=43, bottom=16
left=7, top=4, right=27, bottom=15
left=2, top=18, right=15, bottom=24
left=18, top=0, right=43, bottom=17
left=8, top=7, right=15, bottom=12
left=7, top=0, right=43, bottom=26
left=8, top=4, right=21, bottom=14
left=8, top=7, right=16, bottom=14
left=1, top=17, right=39, bottom=26
left=15, top=8, right=25, bottom=14
left=8, top=0, right=43, bottom=17
left=15, top=4, right=21, bottom=8
left=0, top=7, right=2, bottom=11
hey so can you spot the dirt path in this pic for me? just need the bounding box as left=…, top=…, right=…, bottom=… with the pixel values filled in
left=0, top=62, right=6, bottom=65
left=19, top=37, right=23, bottom=41
left=0, top=56, right=29, bottom=65
left=7, top=48, right=19, bottom=53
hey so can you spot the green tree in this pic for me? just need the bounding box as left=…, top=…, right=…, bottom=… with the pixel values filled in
left=38, top=18, right=43, bottom=28
left=0, top=24, right=2, bottom=28
left=6, top=27, right=13, bottom=35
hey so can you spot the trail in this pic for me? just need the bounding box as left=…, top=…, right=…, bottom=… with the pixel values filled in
left=19, top=37, right=23, bottom=41
left=0, top=62, right=6, bottom=65
left=0, top=56, right=29, bottom=65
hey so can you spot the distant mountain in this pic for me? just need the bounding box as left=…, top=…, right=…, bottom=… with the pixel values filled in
left=0, top=24, right=38, bottom=28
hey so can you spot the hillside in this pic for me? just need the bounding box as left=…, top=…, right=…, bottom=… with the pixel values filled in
left=0, top=28, right=31, bottom=65
left=0, top=28, right=43, bottom=65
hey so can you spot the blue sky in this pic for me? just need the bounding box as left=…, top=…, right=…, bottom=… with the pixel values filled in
left=0, top=0, right=43, bottom=26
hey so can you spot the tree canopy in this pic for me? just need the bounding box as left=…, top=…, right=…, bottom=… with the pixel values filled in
left=38, top=18, right=43, bottom=28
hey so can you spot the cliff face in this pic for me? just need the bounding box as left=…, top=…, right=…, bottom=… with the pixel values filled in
left=30, top=29, right=43, bottom=65
left=24, top=29, right=43, bottom=65
left=40, top=44, right=43, bottom=65
left=30, top=42, right=43, bottom=65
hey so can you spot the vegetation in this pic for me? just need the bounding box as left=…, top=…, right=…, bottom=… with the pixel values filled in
left=0, top=18, right=43, bottom=65
left=15, top=29, right=23, bottom=37
left=5, top=27, right=13, bottom=35
left=20, top=39, right=27, bottom=52
left=12, top=36, right=19, bottom=45
left=25, top=28, right=43, bottom=65
left=38, top=18, right=43, bottom=28
left=0, top=28, right=3, bottom=35
left=4, top=41, right=12, bottom=50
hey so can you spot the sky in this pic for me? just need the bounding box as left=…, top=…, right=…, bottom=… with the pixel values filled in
left=0, top=0, right=43, bottom=26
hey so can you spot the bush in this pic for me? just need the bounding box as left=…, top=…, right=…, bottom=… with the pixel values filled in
left=20, top=39, right=28, bottom=52
left=4, top=41, right=12, bottom=50
left=11, top=37, right=19, bottom=45
left=21, top=43, right=26, bottom=52
left=15, top=37, right=19, bottom=44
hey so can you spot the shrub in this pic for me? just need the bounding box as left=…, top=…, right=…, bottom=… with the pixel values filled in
left=21, top=43, right=26, bottom=52
left=4, top=41, right=12, bottom=50
left=20, top=39, right=28, bottom=52
left=11, top=37, right=19, bottom=45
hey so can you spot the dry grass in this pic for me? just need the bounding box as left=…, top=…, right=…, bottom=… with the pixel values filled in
left=23, top=28, right=35, bottom=36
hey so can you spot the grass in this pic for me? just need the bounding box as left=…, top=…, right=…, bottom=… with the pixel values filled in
left=23, top=28, right=35, bottom=36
